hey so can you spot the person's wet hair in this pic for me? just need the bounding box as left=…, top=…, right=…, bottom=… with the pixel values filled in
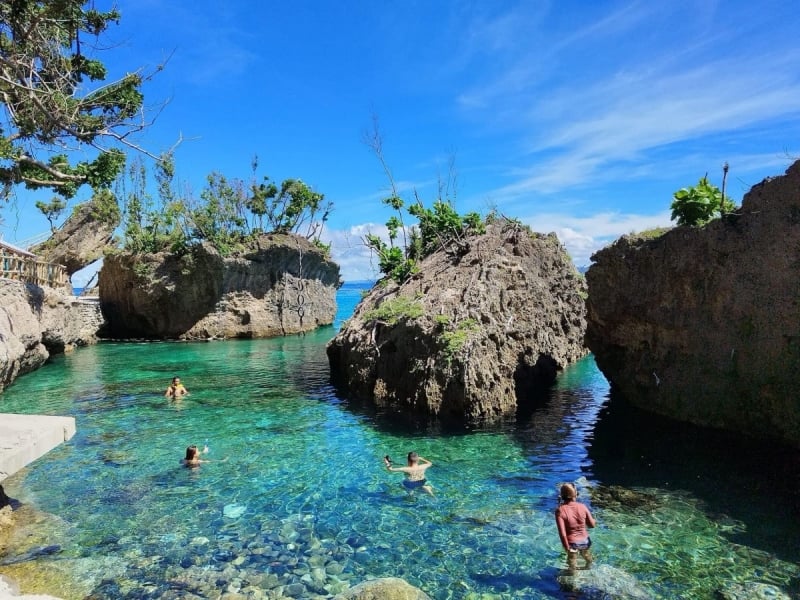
left=560, top=483, right=578, bottom=502
left=407, top=451, right=419, bottom=464
left=185, top=445, right=199, bottom=460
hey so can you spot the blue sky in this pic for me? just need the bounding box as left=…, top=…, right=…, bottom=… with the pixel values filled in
left=2, top=0, right=799, bottom=283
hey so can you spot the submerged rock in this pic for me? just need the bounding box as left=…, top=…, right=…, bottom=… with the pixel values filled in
left=556, top=564, right=653, bottom=600
left=335, top=577, right=432, bottom=600
left=99, top=233, right=341, bottom=339
left=586, top=160, right=800, bottom=448
left=327, top=219, right=587, bottom=421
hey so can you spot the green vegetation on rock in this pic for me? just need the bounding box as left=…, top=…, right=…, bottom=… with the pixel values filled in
left=120, top=155, right=332, bottom=256
left=439, top=318, right=479, bottom=361
left=362, top=120, right=486, bottom=284
left=670, top=175, right=736, bottom=227
left=364, top=296, right=424, bottom=325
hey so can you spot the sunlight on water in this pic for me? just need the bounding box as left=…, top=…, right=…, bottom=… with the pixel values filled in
left=0, top=283, right=798, bottom=599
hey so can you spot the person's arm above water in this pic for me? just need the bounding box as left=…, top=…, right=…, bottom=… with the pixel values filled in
left=584, top=504, right=596, bottom=529
left=555, top=508, right=570, bottom=552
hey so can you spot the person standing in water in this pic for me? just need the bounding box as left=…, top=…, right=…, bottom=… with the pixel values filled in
left=555, top=482, right=596, bottom=570
left=165, top=376, right=189, bottom=398
left=384, top=451, right=434, bottom=495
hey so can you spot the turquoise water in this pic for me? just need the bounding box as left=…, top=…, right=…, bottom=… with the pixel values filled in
left=0, top=281, right=798, bottom=599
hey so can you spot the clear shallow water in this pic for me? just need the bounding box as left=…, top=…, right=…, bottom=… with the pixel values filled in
left=0, top=282, right=797, bottom=599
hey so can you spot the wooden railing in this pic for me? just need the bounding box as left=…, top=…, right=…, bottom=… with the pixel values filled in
left=0, top=250, right=69, bottom=289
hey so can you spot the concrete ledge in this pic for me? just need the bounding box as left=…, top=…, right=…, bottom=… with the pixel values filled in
left=0, top=414, right=76, bottom=482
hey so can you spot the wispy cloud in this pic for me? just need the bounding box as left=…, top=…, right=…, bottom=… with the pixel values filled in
left=522, top=209, right=674, bottom=266
left=452, top=2, right=800, bottom=201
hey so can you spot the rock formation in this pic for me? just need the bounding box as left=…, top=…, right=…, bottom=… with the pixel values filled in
left=99, top=233, right=341, bottom=339
left=0, top=281, right=102, bottom=392
left=327, top=219, right=587, bottom=421
left=586, top=159, right=800, bottom=448
left=29, top=192, right=120, bottom=276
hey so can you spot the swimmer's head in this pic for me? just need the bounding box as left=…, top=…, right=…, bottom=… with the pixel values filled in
left=407, top=451, right=419, bottom=465
left=185, top=445, right=199, bottom=460
left=172, top=376, right=181, bottom=385
left=560, top=483, right=578, bottom=502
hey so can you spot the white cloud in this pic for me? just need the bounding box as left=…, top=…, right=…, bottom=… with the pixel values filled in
left=523, top=210, right=673, bottom=266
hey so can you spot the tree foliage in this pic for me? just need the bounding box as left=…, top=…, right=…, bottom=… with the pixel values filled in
left=120, top=156, right=332, bottom=256
left=35, top=196, right=67, bottom=232
left=362, top=118, right=485, bottom=284
left=670, top=175, right=736, bottom=226
left=0, top=1, right=156, bottom=199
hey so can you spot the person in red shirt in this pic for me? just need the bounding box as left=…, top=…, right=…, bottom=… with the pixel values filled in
left=555, top=482, right=597, bottom=570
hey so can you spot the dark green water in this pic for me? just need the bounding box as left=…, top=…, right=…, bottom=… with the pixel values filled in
left=0, top=283, right=798, bottom=599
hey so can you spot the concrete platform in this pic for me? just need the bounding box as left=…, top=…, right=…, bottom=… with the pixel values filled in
left=0, top=414, right=76, bottom=482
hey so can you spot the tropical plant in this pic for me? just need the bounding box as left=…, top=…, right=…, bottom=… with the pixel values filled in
left=670, top=175, right=735, bottom=226
left=35, top=197, right=67, bottom=232
left=362, top=117, right=486, bottom=284
left=0, top=1, right=161, bottom=199
left=120, top=156, right=332, bottom=255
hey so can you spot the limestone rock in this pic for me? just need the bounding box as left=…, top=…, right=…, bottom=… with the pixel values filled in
left=0, top=281, right=101, bottom=392
left=327, top=220, right=587, bottom=421
left=335, top=577, right=432, bottom=600
left=29, top=194, right=119, bottom=276
left=98, top=233, right=341, bottom=339
left=586, top=159, right=800, bottom=448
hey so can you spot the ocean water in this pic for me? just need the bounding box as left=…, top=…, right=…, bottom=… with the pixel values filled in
left=0, top=281, right=798, bottom=599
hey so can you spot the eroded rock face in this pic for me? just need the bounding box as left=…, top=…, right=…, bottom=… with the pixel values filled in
left=327, top=220, right=587, bottom=421
left=98, top=233, right=341, bottom=339
left=586, top=160, right=800, bottom=448
left=29, top=194, right=120, bottom=276
left=0, top=281, right=102, bottom=392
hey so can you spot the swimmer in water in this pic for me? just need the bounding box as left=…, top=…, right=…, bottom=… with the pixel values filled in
left=165, top=376, right=189, bottom=399
left=384, top=451, right=434, bottom=495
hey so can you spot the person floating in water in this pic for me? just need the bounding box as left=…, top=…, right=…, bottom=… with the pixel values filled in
left=554, top=482, right=596, bottom=571
left=384, top=451, right=434, bottom=495
left=180, top=444, right=207, bottom=467
left=165, top=376, right=189, bottom=398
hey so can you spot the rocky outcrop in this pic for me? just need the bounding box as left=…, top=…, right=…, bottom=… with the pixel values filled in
left=98, top=233, right=341, bottom=339
left=586, top=160, right=800, bottom=448
left=327, top=220, right=587, bottom=421
left=0, top=281, right=102, bottom=392
left=29, top=193, right=120, bottom=276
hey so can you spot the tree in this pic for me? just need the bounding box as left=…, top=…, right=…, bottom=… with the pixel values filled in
left=0, top=1, right=159, bottom=199
left=670, top=174, right=736, bottom=227
left=35, top=196, right=67, bottom=232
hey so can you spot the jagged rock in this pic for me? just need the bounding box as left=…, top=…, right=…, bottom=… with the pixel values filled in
left=0, top=281, right=101, bottom=392
left=335, top=577, right=432, bottom=600
left=98, top=233, right=341, bottom=339
left=586, top=160, right=800, bottom=448
left=29, top=193, right=120, bottom=276
left=327, top=220, right=587, bottom=421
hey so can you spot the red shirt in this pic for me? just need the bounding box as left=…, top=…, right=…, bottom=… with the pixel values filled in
left=555, top=501, right=594, bottom=549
